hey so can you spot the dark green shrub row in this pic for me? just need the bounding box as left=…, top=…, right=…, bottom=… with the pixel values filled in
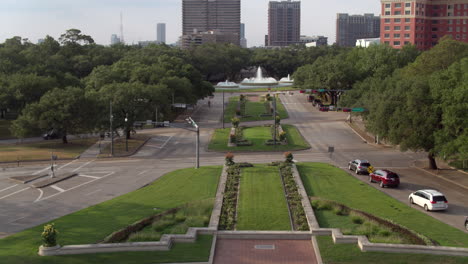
left=279, top=163, right=309, bottom=231
left=234, top=127, right=252, bottom=146
left=218, top=165, right=242, bottom=230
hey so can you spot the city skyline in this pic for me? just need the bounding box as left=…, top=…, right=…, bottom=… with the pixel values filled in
left=0, top=0, right=380, bottom=46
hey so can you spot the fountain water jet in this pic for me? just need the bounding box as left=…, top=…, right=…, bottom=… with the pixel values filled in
left=240, top=66, right=278, bottom=86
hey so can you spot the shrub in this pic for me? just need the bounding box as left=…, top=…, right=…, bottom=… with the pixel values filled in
left=317, top=202, right=333, bottom=211
left=41, top=223, right=58, bottom=247
left=229, top=133, right=237, bottom=143
left=185, top=216, right=205, bottom=227
left=231, top=117, right=240, bottom=128
left=169, top=223, right=189, bottom=234
left=239, top=94, right=245, bottom=101
left=275, top=115, right=281, bottom=125
left=152, top=219, right=176, bottom=232
left=351, top=215, right=364, bottom=224
left=284, top=152, right=294, bottom=163
left=279, top=131, right=287, bottom=141
left=225, top=152, right=235, bottom=166
left=236, top=162, right=253, bottom=167
left=128, top=231, right=161, bottom=242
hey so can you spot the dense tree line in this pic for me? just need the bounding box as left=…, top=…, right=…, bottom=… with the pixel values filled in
left=294, top=37, right=468, bottom=169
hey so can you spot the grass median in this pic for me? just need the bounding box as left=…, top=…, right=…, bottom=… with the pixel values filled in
left=0, top=166, right=222, bottom=263
left=236, top=165, right=291, bottom=230
left=208, top=124, right=310, bottom=152
left=0, top=138, right=97, bottom=162
left=297, top=162, right=468, bottom=247
left=223, top=96, right=288, bottom=123
left=316, top=236, right=468, bottom=264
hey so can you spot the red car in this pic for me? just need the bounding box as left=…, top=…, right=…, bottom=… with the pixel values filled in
left=369, top=169, right=400, bottom=188
left=342, top=108, right=351, bottom=112
left=319, top=106, right=329, bottom=112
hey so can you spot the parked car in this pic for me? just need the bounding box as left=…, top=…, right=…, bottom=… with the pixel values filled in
left=43, top=129, right=61, bottom=140
left=343, top=108, right=352, bottom=112
left=465, top=217, right=468, bottom=231
left=348, top=159, right=371, bottom=174
left=307, top=95, right=314, bottom=102
left=319, top=106, right=329, bottom=112
left=369, top=169, right=400, bottom=188
left=408, top=189, right=448, bottom=211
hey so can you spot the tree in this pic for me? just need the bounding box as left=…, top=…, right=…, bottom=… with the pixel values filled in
left=11, top=87, right=95, bottom=143
left=58, top=29, right=94, bottom=45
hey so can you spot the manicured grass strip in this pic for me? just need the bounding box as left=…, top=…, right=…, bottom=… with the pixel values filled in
left=0, top=166, right=221, bottom=263
left=0, top=120, right=13, bottom=139
left=316, top=236, right=468, bottom=264
left=0, top=138, right=97, bottom=162
left=208, top=125, right=310, bottom=152
left=236, top=165, right=291, bottom=230
left=223, top=96, right=288, bottom=123
left=297, top=162, right=468, bottom=247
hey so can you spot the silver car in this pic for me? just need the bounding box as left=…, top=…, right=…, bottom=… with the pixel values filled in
left=348, top=159, right=371, bottom=175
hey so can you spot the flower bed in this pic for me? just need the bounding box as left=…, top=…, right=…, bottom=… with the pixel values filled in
left=218, top=165, right=241, bottom=230
left=278, top=162, right=309, bottom=231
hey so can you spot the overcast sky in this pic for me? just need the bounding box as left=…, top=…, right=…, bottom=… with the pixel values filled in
left=0, top=0, right=380, bottom=47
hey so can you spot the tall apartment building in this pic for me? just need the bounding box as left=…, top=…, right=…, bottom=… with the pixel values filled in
left=182, top=0, right=240, bottom=46
left=240, top=23, right=247, bottom=47
left=380, top=0, right=468, bottom=50
left=267, top=0, right=301, bottom=47
left=336, top=13, right=380, bottom=47
left=110, top=34, right=121, bottom=45
left=157, top=23, right=166, bottom=44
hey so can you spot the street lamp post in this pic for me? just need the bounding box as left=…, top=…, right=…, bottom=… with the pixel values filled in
left=110, top=101, right=114, bottom=157
left=222, top=91, right=225, bottom=129
left=187, top=117, right=200, bottom=169
left=124, top=114, right=128, bottom=152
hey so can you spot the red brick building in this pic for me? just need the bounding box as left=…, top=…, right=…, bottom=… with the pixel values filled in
left=380, top=0, right=468, bottom=50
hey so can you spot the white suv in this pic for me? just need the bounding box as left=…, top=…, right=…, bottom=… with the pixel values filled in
left=408, top=189, right=448, bottom=211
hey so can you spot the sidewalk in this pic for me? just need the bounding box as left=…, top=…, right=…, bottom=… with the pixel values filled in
left=79, top=139, right=110, bottom=158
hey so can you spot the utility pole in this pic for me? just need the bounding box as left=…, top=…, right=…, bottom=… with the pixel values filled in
left=110, top=101, right=114, bottom=156
left=222, top=91, right=225, bottom=129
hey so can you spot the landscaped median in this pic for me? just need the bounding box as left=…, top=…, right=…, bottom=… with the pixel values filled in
left=208, top=124, right=310, bottom=152
left=223, top=94, right=288, bottom=123
left=0, top=166, right=222, bottom=263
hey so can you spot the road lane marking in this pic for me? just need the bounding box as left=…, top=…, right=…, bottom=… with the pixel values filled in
left=160, top=136, right=173, bottom=149
left=0, top=187, right=30, bottom=200
left=34, top=189, right=43, bottom=203
left=36, top=172, right=115, bottom=202
left=50, top=185, right=65, bottom=193
left=32, top=166, right=54, bottom=176
left=57, top=160, right=77, bottom=170
left=137, top=170, right=149, bottom=176
left=0, top=184, right=18, bottom=193
left=72, top=160, right=94, bottom=172
left=78, top=174, right=100, bottom=179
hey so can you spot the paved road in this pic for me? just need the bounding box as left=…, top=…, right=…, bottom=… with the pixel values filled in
left=0, top=91, right=467, bottom=238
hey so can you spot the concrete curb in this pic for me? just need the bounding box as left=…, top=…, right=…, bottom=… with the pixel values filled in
left=291, top=164, right=319, bottom=230
left=208, top=165, right=228, bottom=229
left=32, top=173, right=78, bottom=188
left=8, top=174, right=49, bottom=184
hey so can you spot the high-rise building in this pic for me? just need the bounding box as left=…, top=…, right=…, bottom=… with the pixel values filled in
left=240, top=23, right=248, bottom=48
left=336, top=13, right=380, bottom=47
left=111, top=34, right=121, bottom=45
left=380, top=0, right=468, bottom=50
left=267, top=1, right=301, bottom=47
left=157, top=23, right=166, bottom=43
left=182, top=0, right=241, bottom=46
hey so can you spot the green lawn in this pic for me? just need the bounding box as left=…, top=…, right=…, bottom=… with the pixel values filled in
left=297, top=163, right=468, bottom=247
left=0, top=166, right=222, bottom=263
left=317, top=236, right=468, bottom=264
left=208, top=124, right=310, bottom=152
left=0, top=138, right=97, bottom=162
left=0, top=120, right=13, bottom=139
left=223, top=96, right=288, bottom=123
left=236, top=165, right=291, bottom=230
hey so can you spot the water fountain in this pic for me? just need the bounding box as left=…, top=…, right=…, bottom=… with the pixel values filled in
left=240, top=66, right=278, bottom=86
left=279, top=74, right=294, bottom=84
left=216, top=80, right=239, bottom=88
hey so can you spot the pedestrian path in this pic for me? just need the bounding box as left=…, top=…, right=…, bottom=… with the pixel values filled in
left=80, top=139, right=110, bottom=158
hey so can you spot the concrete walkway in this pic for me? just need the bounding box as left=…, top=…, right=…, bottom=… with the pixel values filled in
left=79, top=139, right=110, bottom=158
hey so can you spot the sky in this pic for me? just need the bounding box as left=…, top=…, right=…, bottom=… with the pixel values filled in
left=0, top=0, right=381, bottom=47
